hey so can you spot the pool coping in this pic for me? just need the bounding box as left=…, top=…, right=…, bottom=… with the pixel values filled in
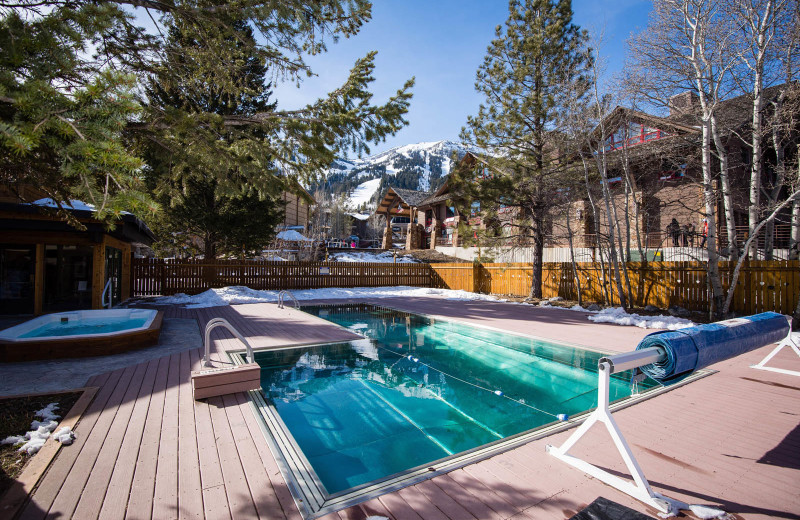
left=227, top=303, right=714, bottom=519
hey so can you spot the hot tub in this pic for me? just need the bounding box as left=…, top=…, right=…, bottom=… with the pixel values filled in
left=0, top=309, right=163, bottom=362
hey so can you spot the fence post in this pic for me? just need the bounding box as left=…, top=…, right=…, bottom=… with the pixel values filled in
left=159, top=259, right=167, bottom=296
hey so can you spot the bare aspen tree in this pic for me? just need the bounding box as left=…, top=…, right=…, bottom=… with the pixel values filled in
left=627, top=0, right=735, bottom=317
left=727, top=0, right=794, bottom=258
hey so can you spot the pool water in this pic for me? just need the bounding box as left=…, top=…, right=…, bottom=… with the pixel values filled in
left=19, top=316, right=150, bottom=338
left=254, top=304, right=657, bottom=495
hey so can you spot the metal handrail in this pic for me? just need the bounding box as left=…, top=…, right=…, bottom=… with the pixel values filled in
left=277, top=290, right=299, bottom=309
left=101, top=279, right=113, bottom=309
left=203, top=318, right=254, bottom=367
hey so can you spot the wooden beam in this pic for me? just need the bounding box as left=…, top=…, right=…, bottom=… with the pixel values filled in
left=34, top=243, right=44, bottom=316
left=91, top=242, right=105, bottom=309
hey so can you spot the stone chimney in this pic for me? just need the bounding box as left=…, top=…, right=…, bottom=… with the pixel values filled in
left=669, top=91, right=700, bottom=117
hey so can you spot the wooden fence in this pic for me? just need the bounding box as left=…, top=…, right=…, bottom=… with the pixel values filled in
left=431, top=260, right=799, bottom=315
left=131, top=257, right=798, bottom=315
left=131, top=258, right=432, bottom=296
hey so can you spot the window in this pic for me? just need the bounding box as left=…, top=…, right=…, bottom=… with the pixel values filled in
left=470, top=201, right=481, bottom=217
left=602, top=122, right=669, bottom=152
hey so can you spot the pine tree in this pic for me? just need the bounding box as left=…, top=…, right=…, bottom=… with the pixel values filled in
left=459, top=0, right=592, bottom=298
left=144, top=17, right=285, bottom=259
left=1, top=1, right=413, bottom=226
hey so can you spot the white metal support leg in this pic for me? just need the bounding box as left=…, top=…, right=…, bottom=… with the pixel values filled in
left=751, top=331, right=800, bottom=377
left=546, top=361, right=675, bottom=514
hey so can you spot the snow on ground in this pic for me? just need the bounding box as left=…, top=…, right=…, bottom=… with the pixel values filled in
left=587, top=306, right=694, bottom=330
left=329, top=251, right=420, bottom=263
left=152, top=285, right=500, bottom=309
left=53, top=426, right=76, bottom=445
left=1, top=402, right=64, bottom=455
left=348, top=178, right=382, bottom=208
left=150, top=284, right=697, bottom=330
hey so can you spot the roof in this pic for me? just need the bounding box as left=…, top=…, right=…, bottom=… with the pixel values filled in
left=390, top=188, right=433, bottom=207
left=0, top=201, right=156, bottom=245
left=375, top=187, right=432, bottom=216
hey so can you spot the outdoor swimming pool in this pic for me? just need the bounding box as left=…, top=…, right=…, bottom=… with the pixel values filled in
left=247, top=303, right=659, bottom=509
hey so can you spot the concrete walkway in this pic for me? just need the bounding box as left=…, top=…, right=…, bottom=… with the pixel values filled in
left=0, top=318, right=201, bottom=396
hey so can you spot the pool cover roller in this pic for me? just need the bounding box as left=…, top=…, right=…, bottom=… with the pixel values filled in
left=635, top=312, right=789, bottom=384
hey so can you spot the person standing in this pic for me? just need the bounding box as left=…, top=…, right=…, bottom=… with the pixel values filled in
left=667, top=218, right=680, bottom=246
left=699, top=218, right=708, bottom=247
left=687, top=223, right=696, bottom=246
left=681, top=223, right=690, bottom=247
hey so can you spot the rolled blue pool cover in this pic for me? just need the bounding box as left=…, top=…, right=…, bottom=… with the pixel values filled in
left=635, top=312, right=789, bottom=385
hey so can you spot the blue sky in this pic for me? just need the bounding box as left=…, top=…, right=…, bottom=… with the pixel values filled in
left=272, top=0, right=654, bottom=156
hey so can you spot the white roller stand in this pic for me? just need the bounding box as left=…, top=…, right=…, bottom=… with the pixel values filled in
left=751, top=330, right=800, bottom=377
left=546, top=346, right=678, bottom=514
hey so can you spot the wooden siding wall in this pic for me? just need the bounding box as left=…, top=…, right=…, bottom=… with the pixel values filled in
left=131, top=258, right=431, bottom=296
left=431, top=261, right=799, bottom=315
left=131, top=258, right=798, bottom=315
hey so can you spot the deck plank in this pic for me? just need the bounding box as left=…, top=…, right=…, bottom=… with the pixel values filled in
left=220, top=392, right=285, bottom=520
left=206, top=394, right=259, bottom=519
left=178, top=349, right=204, bottom=520
left=234, top=390, right=303, bottom=520
left=73, top=361, right=149, bottom=518
left=125, top=355, right=170, bottom=519
left=45, top=364, right=139, bottom=518
left=193, top=374, right=231, bottom=519
left=152, top=352, right=182, bottom=518
left=97, top=358, right=159, bottom=520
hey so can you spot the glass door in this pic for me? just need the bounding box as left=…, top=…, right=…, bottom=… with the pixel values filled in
left=104, top=246, right=122, bottom=307
left=0, top=244, right=35, bottom=314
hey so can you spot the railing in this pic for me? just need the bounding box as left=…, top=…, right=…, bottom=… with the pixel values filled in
left=101, top=279, right=113, bottom=309
left=203, top=318, right=254, bottom=367
left=277, top=290, right=299, bottom=309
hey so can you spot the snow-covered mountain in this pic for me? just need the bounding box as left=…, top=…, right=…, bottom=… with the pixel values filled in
left=312, top=140, right=472, bottom=212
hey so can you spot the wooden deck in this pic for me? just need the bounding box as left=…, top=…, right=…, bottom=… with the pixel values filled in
left=13, top=299, right=800, bottom=519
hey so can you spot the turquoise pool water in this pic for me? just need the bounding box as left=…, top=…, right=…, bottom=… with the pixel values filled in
left=19, top=316, right=150, bottom=338
left=254, top=304, right=656, bottom=495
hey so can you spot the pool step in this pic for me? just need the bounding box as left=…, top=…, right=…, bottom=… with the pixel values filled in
left=191, top=363, right=261, bottom=400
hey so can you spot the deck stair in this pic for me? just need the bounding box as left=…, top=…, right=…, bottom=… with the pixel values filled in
left=191, top=317, right=260, bottom=400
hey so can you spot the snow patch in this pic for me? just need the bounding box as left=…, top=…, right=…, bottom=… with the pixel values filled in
left=35, top=402, right=60, bottom=422
left=276, top=230, right=313, bottom=242
left=53, top=426, right=76, bottom=445
left=588, top=307, right=694, bottom=330
left=348, top=178, right=382, bottom=209
left=329, top=251, right=420, bottom=263
left=151, top=285, right=502, bottom=309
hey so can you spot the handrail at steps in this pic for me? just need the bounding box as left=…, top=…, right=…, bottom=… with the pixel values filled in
left=203, top=318, right=254, bottom=367
left=277, top=290, right=299, bottom=309
left=101, top=279, right=113, bottom=309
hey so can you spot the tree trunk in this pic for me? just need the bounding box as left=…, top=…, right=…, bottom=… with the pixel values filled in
left=621, top=147, right=646, bottom=263
left=528, top=218, right=544, bottom=299
left=711, top=115, right=739, bottom=260
left=204, top=234, right=216, bottom=260
left=748, top=67, right=764, bottom=259
left=565, top=203, right=582, bottom=305
left=582, top=157, right=611, bottom=305
left=597, top=161, right=628, bottom=310
left=701, top=119, right=725, bottom=319
left=791, top=197, right=800, bottom=260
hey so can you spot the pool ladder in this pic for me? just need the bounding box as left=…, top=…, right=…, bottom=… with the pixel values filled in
left=101, top=279, right=113, bottom=309
left=203, top=318, right=254, bottom=367
left=277, top=290, right=299, bottom=309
